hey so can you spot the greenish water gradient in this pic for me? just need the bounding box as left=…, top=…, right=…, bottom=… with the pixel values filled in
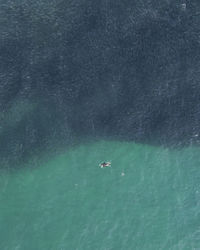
left=0, top=141, right=200, bottom=250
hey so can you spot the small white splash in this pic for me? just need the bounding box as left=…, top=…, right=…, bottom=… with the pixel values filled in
left=181, top=3, right=186, bottom=11
left=121, top=172, right=125, bottom=176
left=194, top=134, right=199, bottom=137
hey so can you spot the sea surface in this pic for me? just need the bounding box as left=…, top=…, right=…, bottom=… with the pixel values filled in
left=0, top=140, right=200, bottom=250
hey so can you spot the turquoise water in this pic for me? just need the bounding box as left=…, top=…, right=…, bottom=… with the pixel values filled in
left=0, top=140, right=200, bottom=250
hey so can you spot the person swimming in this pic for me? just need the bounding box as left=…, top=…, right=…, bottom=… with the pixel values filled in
left=99, top=161, right=111, bottom=168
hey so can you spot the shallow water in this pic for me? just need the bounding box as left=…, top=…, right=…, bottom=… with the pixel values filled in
left=0, top=140, right=200, bottom=250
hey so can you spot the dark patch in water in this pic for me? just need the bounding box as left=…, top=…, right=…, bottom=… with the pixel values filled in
left=1, top=0, right=200, bottom=167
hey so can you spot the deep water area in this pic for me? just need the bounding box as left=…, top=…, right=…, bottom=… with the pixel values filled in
left=1, top=0, right=200, bottom=166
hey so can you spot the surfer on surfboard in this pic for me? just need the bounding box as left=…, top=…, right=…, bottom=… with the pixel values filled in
left=99, top=161, right=111, bottom=168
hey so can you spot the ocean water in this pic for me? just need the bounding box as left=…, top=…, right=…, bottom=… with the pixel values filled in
left=0, top=140, right=200, bottom=250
